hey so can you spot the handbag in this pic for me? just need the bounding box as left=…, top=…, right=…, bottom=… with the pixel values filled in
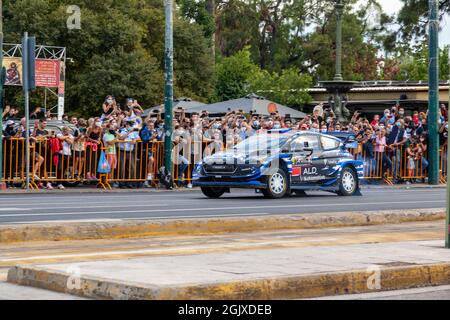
left=97, top=151, right=111, bottom=174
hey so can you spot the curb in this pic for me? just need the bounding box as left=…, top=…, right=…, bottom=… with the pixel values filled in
left=0, top=208, right=445, bottom=243
left=7, top=262, right=450, bottom=300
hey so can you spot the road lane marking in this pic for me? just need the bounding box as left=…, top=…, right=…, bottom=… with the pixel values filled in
left=0, top=200, right=444, bottom=219
left=0, top=208, right=31, bottom=212
left=7, top=219, right=125, bottom=225
left=3, top=204, right=170, bottom=210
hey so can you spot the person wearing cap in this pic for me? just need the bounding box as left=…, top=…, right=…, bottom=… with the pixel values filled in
left=3, top=120, right=17, bottom=138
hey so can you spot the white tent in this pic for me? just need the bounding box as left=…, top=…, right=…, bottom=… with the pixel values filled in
left=187, top=94, right=306, bottom=118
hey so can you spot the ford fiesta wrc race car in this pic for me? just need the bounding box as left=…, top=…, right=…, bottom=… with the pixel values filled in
left=192, top=129, right=364, bottom=199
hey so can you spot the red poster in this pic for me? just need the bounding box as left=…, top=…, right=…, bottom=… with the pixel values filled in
left=35, top=59, right=60, bottom=87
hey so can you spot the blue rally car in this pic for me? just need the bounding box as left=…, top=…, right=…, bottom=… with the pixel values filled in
left=192, top=129, right=364, bottom=199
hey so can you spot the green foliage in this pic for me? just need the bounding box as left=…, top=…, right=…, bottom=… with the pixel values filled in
left=215, top=48, right=311, bottom=106
left=2, top=0, right=447, bottom=117
left=397, top=0, right=450, bottom=42
left=248, top=68, right=312, bottom=106
left=395, top=44, right=450, bottom=81
left=177, top=0, right=215, bottom=39
left=3, top=0, right=214, bottom=116
left=215, top=48, right=260, bottom=101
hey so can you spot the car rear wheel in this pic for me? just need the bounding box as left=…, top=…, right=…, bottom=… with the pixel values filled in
left=201, top=187, right=227, bottom=199
left=338, top=167, right=358, bottom=196
left=262, top=169, right=288, bottom=199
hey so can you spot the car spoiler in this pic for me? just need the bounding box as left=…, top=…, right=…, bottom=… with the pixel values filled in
left=325, top=132, right=358, bottom=149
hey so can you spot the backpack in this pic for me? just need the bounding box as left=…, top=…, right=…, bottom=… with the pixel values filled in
left=139, top=126, right=151, bottom=143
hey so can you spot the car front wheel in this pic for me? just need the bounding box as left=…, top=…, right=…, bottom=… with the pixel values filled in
left=337, top=167, right=358, bottom=196
left=262, top=169, right=288, bottom=199
left=201, top=187, right=227, bottom=199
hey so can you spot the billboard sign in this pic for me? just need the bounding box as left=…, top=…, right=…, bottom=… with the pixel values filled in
left=2, top=58, right=60, bottom=88
left=35, top=59, right=60, bottom=87
left=3, top=57, right=23, bottom=86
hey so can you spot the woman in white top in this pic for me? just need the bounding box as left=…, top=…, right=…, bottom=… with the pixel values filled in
left=56, top=127, right=74, bottom=189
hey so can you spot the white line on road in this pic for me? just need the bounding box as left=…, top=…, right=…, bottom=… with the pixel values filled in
left=2, top=204, right=170, bottom=210
left=0, top=208, right=31, bottom=212
left=0, top=200, right=444, bottom=219
left=7, top=219, right=127, bottom=225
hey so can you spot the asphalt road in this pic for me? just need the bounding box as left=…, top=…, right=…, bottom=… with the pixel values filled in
left=0, top=188, right=445, bottom=224
left=313, top=285, right=450, bottom=300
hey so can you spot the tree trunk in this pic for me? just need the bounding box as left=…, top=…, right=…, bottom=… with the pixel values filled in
left=206, top=0, right=216, bottom=61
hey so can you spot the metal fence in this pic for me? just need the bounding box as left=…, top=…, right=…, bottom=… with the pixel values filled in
left=1, top=137, right=447, bottom=189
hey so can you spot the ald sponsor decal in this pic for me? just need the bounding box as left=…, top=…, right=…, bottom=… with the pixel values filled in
left=292, top=165, right=317, bottom=177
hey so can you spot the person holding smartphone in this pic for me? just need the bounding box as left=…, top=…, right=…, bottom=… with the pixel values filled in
left=102, top=95, right=118, bottom=120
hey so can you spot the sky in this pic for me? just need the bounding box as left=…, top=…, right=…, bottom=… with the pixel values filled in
left=377, top=0, right=450, bottom=47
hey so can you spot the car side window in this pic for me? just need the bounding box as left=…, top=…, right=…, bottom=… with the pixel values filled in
left=291, top=135, right=320, bottom=153
left=321, top=136, right=340, bottom=151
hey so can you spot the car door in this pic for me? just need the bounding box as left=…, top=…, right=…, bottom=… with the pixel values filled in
left=318, top=135, right=342, bottom=179
left=289, top=134, right=325, bottom=185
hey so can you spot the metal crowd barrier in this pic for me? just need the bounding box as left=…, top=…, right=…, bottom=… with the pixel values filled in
left=0, top=137, right=447, bottom=189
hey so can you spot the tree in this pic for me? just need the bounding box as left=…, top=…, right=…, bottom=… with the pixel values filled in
left=394, top=44, right=450, bottom=81
left=215, top=48, right=312, bottom=106
left=215, top=47, right=261, bottom=101
left=2, top=0, right=215, bottom=116
left=248, top=68, right=312, bottom=106
left=397, top=0, right=450, bottom=42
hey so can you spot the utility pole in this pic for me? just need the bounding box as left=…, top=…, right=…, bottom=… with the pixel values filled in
left=22, top=32, right=30, bottom=191
left=163, top=0, right=174, bottom=181
left=428, top=0, right=440, bottom=185
left=0, top=0, right=5, bottom=191
left=22, top=32, right=35, bottom=192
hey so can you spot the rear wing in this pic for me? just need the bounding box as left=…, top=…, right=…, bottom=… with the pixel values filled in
left=325, top=132, right=358, bottom=149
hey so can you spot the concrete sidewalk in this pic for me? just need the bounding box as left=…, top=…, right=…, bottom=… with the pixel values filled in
left=8, top=240, right=450, bottom=300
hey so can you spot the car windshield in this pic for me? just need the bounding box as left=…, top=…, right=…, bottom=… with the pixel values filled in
left=233, top=134, right=289, bottom=153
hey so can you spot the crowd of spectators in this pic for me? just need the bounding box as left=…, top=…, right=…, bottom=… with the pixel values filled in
left=1, top=96, right=449, bottom=189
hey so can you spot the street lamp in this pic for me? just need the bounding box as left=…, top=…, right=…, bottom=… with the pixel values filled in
left=333, top=0, right=344, bottom=82
left=320, top=0, right=356, bottom=123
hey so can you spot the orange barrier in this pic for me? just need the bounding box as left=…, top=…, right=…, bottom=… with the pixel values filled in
left=0, top=137, right=446, bottom=188
left=441, top=144, right=448, bottom=183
